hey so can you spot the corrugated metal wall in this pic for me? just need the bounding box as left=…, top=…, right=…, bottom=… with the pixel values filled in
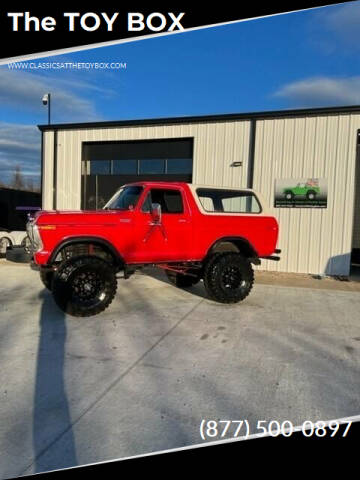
left=42, top=120, right=251, bottom=210
left=253, top=113, right=360, bottom=275
left=42, top=131, right=54, bottom=210
left=42, top=111, right=360, bottom=275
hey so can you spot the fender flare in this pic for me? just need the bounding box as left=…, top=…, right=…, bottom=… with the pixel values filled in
left=206, top=236, right=259, bottom=261
left=48, top=236, right=124, bottom=266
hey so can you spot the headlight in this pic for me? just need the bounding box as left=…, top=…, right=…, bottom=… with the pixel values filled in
left=33, top=225, right=43, bottom=251
left=26, top=221, right=43, bottom=252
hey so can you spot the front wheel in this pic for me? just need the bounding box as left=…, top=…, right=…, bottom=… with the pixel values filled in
left=203, top=252, right=254, bottom=304
left=40, top=268, right=54, bottom=291
left=52, top=255, right=117, bottom=317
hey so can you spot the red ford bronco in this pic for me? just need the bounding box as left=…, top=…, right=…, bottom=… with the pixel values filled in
left=27, top=182, right=280, bottom=316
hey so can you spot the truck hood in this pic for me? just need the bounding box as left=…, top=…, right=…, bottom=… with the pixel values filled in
left=35, top=209, right=128, bottom=226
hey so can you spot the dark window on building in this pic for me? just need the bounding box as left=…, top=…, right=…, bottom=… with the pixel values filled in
left=83, top=139, right=193, bottom=177
left=82, top=139, right=193, bottom=210
left=90, top=160, right=111, bottom=175
left=166, top=158, right=193, bottom=174
left=142, top=189, right=184, bottom=214
left=139, top=159, right=165, bottom=174
left=196, top=188, right=261, bottom=213
left=113, top=159, right=137, bottom=174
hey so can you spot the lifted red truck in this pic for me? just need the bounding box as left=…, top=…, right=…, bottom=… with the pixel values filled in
left=27, top=182, right=280, bottom=316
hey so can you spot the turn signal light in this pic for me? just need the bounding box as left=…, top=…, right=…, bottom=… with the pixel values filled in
left=38, top=225, right=57, bottom=230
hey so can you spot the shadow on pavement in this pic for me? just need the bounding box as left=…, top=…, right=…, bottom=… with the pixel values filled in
left=32, top=290, right=77, bottom=473
left=140, top=266, right=208, bottom=300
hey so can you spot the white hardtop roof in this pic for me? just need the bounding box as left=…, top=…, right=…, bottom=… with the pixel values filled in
left=190, top=184, right=256, bottom=192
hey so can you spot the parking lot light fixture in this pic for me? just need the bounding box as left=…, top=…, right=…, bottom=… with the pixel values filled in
left=42, top=93, right=51, bottom=124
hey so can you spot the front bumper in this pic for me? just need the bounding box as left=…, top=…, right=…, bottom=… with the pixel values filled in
left=30, top=260, right=39, bottom=271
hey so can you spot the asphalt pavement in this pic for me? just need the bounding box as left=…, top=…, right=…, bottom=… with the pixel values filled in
left=0, top=260, right=359, bottom=478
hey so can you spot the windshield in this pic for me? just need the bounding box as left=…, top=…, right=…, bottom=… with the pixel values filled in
left=104, top=185, right=143, bottom=210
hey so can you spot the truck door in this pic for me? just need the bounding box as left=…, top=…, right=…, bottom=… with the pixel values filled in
left=131, top=187, right=192, bottom=263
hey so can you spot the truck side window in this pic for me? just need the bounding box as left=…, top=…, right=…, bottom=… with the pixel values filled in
left=142, top=189, right=184, bottom=214
left=196, top=188, right=261, bottom=214
left=141, top=192, right=153, bottom=213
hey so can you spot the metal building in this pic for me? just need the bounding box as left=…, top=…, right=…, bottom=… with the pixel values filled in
left=38, top=105, right=360, bottom=276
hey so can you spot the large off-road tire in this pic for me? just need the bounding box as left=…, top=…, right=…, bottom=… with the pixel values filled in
left=165, top=270, right=201, bottom=288
left=40, top=268, right=54, bottom=291
left=203, top=252, right=254, bottom=304
left=284, top=191, right=294, bottom=200
left=52, top=255, right=117, bottom=317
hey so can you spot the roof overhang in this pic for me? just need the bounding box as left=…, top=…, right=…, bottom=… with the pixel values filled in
left=38, top=105, right=360, bottom=132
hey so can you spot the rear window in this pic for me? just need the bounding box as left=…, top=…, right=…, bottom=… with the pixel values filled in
left=196, top=188, right=261, bottom=214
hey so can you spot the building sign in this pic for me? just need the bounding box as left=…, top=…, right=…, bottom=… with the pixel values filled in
left=275, top=177, right=327, bottom=208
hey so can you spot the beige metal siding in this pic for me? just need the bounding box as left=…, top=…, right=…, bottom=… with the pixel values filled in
left=42, top=131, right=54, bottom=210
left=43, top=111, right=359, bottom=275
left=253, top=113, right=359, bottom=275
left=51, top=120, right=251, bottom=210
left=56, top=130, right=83, bottom=210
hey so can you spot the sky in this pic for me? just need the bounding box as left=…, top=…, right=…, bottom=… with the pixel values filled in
left=1, top=1, right=360, bottom=186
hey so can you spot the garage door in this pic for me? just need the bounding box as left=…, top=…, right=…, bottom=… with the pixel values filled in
left=352, top=131, right=360, bottom=265
left=81, top=138, right=193, bottom=209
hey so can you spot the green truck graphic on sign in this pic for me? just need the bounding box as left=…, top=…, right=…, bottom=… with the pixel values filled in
left=275, top=177, right=326, bottom=208
left=283, top=181, right=320, bottom=201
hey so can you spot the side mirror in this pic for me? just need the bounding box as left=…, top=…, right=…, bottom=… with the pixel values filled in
left=151, top=203, right=161, bottom=223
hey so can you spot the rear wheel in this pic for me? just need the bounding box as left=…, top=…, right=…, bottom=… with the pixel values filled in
left=203, top=252, right=254, bottom=303
left=52, top=255, right=117, bottom=317
left=165, top=269, right=201, bottom=288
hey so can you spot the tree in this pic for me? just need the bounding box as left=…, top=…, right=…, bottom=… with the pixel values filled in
left=11, top=165, right=25, bottom=190
left=26, top=177, right=34, bottom=192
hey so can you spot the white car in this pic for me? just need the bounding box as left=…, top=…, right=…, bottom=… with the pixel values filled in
left=0, top=230, right=30, bottom=256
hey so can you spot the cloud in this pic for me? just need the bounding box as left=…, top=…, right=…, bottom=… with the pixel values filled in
left=0, top=68, right=102, bottom=122
left=0, top=123, right=41, bottom=184
left=273, top=76, right=360, bottom=106
left=36, top=67, right=119, bottom=98
left=320, top=1, right=360, bottom=41
left=0, top=58, right=120, bottom=185
left=309, top=1, right=360, bottom=51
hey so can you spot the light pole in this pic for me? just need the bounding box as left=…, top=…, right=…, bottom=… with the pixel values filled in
left=42, top=93, right=51, bottom=124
